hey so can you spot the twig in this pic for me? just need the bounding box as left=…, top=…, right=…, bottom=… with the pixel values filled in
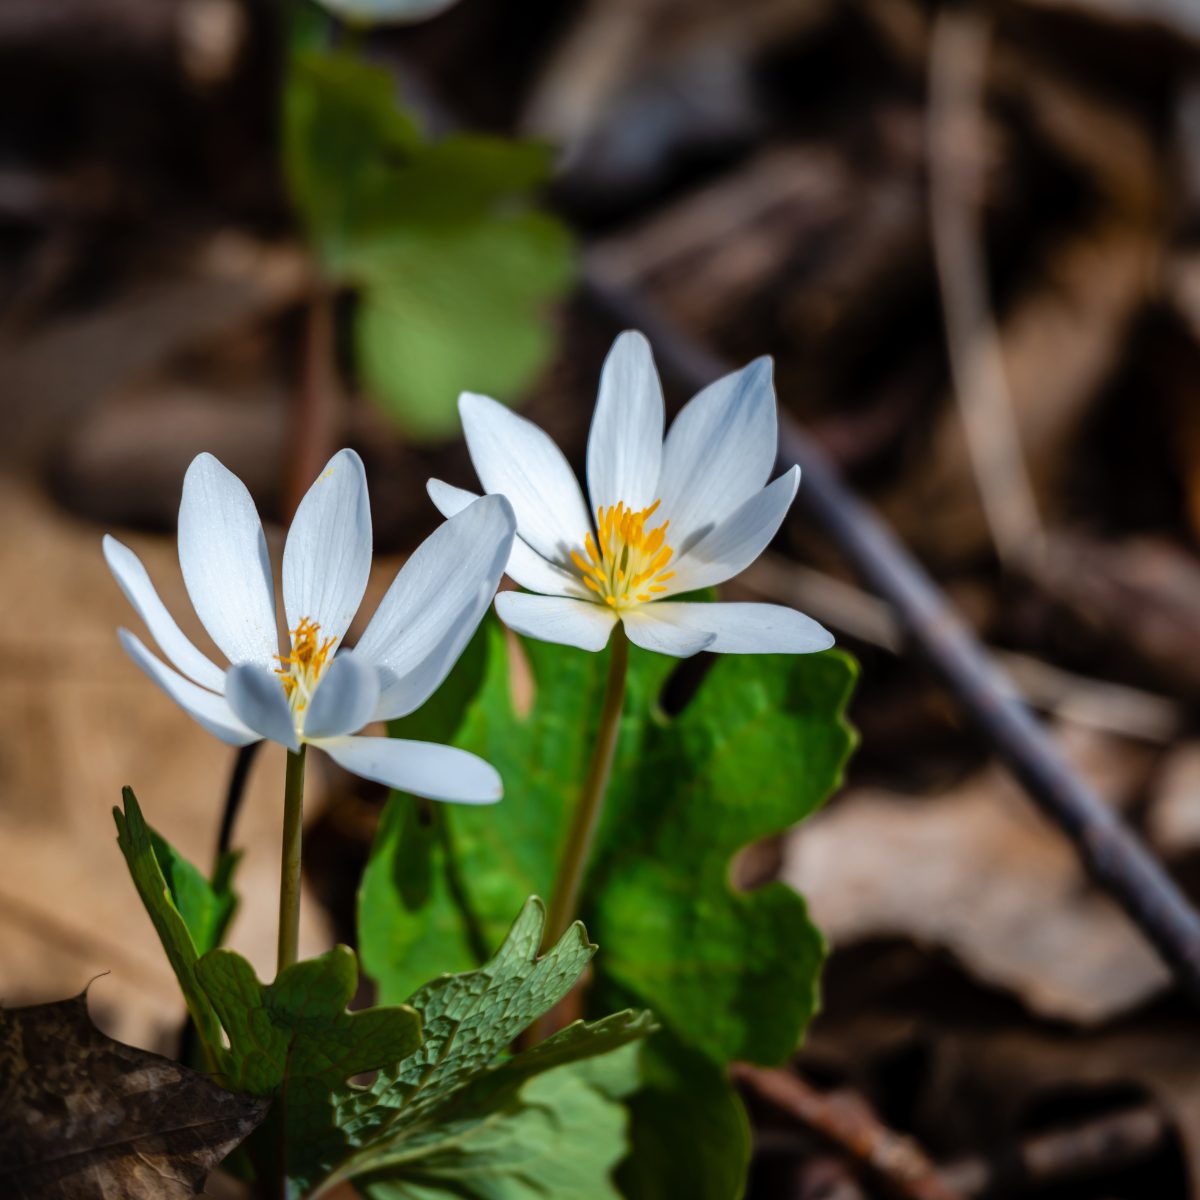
left=927, top=8, right=1042, bottom=566
left=739, top=554, right=1182, bottom=743
left=940, top=1103, right=1168, bottom=1196
left=733, top=1063, right=962, bottom=1200
left=580, top=260, right=1200, bottom=1001
left=755, top=1101, right=1169, bottom=1198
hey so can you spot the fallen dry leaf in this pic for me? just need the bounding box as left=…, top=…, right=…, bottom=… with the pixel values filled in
left=1148, top=741, right=1200, bottom=859
left=0, top=992, right=268, bottom=1198
left=784, top=725, right=1168, bottom=1023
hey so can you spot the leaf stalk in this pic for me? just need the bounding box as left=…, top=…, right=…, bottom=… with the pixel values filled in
left=544, top=624, right=628, bottom=949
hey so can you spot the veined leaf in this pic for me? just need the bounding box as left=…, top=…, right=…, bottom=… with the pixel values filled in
left=320, top=898, right=654, bottom=1195
left=360, top=1046, right=642, bottom=1200
left=195, top=945, right=422, bottom=1195
left=191, top=897, right=649, bottom=1197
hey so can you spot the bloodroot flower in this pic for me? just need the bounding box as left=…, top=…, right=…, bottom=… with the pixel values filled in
left=105, top=449, right=515, bottom=804
left=428, top=331, right=834, bottom=658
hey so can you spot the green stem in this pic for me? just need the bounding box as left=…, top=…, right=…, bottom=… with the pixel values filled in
left=277, top=745, right=307, bottom=976
left=543, top=624, right=629, bottom=949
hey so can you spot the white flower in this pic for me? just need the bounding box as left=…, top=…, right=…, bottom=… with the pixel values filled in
left=105, top=449, right=516, bottom=804
left=427, top=331, right=835, bottom=658
left=309, top=0, right=461, bottom=26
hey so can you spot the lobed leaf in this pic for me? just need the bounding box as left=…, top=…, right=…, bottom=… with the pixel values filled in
left=283, top=50, right=574, bottom=440
left=113, top=787, right=233, bottom=1071
left=195, top=944, right=422, bottom=1194
left=363, top=620, right=857, bottom=1065
left=359, top=618, right=856, bottom=1197
left=324, top=898, right=653, bottom=1194
left=359, top=1047, right=642, bottom=1200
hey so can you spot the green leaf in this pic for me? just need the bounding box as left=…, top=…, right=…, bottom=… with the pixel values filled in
left=113, top=788, right=232, bottom=1071
left=360, top=1047, right=642, bottom=1200
left=282, top=48, right=574, bottom=439
left=358, top=622, right=493, bottom=997
left=353, top=206, right=572, bottom=440
left=614, top=1027, right=750, bottom=1200
left=147, top=830, right=238, bottom=956
left=316, top=898, right=653, bottom=1196
left=362, top=620, right=857, bottom=1066
left=193, top=944, right=421, bottom=1193
left=283, top=50, right=420, bottom=267
left=358, top=793, right=485, bottom=1022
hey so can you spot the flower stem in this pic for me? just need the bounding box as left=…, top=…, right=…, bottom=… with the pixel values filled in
left=276, top=745, right=307, bottom=976
left=544, top=623, right=629, bottom=950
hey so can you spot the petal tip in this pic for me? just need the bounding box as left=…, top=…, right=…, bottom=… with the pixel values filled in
left=746, top=355, right=775, bottom=386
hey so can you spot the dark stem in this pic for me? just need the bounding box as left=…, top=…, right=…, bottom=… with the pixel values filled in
left=215, top=742, right=260, bottom=870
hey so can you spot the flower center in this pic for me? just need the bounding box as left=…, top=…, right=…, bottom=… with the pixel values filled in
left=274, top=616, right=336, bottom=712
left=570, top=500, right=676, bottom=610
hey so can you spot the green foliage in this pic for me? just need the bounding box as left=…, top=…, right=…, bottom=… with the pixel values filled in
left=195, top=946, right=422, bottom=1194
left=113, top=788, right=233, bottom=1071
left=360, top=1048, right=642, bottom=1200
left=613, top=1024, right=750, bottom=1200
left=147, top=829, right=238, bottom=956
left=359, top=619, right=857, bottom=1197
left=310, top=898, right=654, bottom=1197
left=362, top=620, right=856, bottom=1064
left=283, top=50, right=420, bottom=266
left=118, top=788, right=648, bottom=1198
left=283, top=50, right=574, bottom=439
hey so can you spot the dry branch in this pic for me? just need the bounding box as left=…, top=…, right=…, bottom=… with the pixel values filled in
left=734, top=1063, right=962, bottom=1200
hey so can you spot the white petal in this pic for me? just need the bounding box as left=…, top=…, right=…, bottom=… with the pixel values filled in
left=302, top=652, right=381, bottom=740
left=283, top=448, right=372, bottom=648
left=628, top=601, right=833, bottom=655
left=118, top=630, right=257, bottom=747
left=427, top=478, right=585, bottom=599
left=356, top=495, right=516, bottom=720
left=311, top=0, right=460, bottom=25
left=621, top=610, right=715, bottom=658
left=493, top=592, right=617, bottom=652
left=668, top=467, right=801, bottom=593
left=225, top=663, right=299, bottom=751
left=315, top=736, right=502, bottom=805
left=586, top=330, right=664, bottom=514
left=177, top=453, right=279, bottom=668
left=103, top=535, right=225, bottom=691
left=426, top=477, right=477, bottom=518
left=458, top=392, right=591, bottom=564
left=657, top=357, right=777, bottom=553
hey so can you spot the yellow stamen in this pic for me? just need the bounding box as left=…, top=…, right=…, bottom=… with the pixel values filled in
left=274, top=616, right=336, bottom=711
left=569, top=499, right=676, bottom=612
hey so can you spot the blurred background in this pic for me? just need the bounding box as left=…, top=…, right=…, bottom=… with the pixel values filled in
left=2, top=0, right=1200, bottom=1196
